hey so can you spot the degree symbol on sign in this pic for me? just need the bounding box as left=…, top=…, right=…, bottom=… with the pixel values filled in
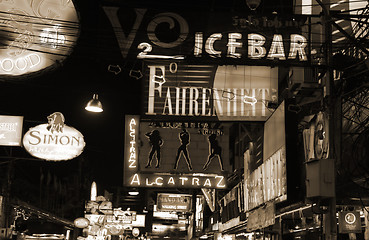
left=169, top=62, right=177, bottom=73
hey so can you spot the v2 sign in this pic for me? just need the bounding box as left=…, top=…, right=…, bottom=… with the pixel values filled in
left=103, top=7, right=310, bottom=65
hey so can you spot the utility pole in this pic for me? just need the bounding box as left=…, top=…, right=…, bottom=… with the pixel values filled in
left=316, top=0, right=337, bottom=239
left=191, top=189, right=197, bottom=240
left=4, top=157, right=15, bottom=236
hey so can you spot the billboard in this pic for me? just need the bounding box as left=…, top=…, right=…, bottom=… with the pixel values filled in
left=0, top=0, right=79, bottom=77
left=23, top=112, right=85, bottom=161
left=103, top=7, right=310, bottom=65
left=157, top=193, right=192, bottom=212
left=0, top=115, right=23, bottom=146
left=124, top=115, right=229, bottom=189
left=244, top=101, right=287, bottom=211
left=142, top=63, right=278, bottom=121
left=338, top=211, right=362, bottom=234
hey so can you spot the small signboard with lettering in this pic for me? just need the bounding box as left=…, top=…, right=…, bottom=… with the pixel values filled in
left=0, top=115, right=23, bottom=146
left=338, top=211, right=362, bottom=234
left=157, top=193, right=192, bottom=212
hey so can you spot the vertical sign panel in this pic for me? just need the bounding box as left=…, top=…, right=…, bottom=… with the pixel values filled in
left=124, top=115, right=140, bottom=186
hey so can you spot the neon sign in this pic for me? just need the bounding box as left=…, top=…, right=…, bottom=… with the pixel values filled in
left=103, top=7, right=310, bottom=64
left=0, top=54, right=41, bottom=73
left=124, top=115, right=139, bottom=173
left=23, top=112, right=85, bottom=161
left=137, top=33, right=307, bottom=61
left=129, top=173, right=226, bottom=189
left=0, top=0, right=79, bottom=76
left=144, top=64, right=278, bottom=121
left=40, top=26, right=66, bottom=48
left=124, top=115, right=140, bottom=187
left=196, top=33, right=307, bottom=60
left=123, top=115, right=229, bottom=189
left=128, top=118, right=137, bottom=168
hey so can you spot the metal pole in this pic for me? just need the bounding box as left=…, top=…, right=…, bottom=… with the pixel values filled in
left=316, top=0, right=337, bottom=239
left=5, top=158, right=14, bottom=231
left=192, top=189, right=197, bottom=240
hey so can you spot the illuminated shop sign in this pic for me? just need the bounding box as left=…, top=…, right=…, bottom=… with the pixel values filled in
left=74, top=217, right=90, bottom=228
left=143, top=63, right=278, bottom=121
left=338, top=211, right=362, bottom=233
left=123, top=115, right=228, bottom=189
left=190, top=32, right=305, bottom=60
left=0, top=115, right=23, bottom=146
left=0, top=0, right=79, bottom=77
left=124, top=115, right=140, bottom=179
left=157, top=193, right=192, bottom=212
left=23, top=112, right=85, bottom=161
left=104, top=8, right=309, bottom=64
left=129, top=173, right=226, bottom=189
left=244, top=101, right=287, bottom=211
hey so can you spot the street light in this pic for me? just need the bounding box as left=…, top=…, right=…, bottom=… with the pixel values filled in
left=85, top=94, right=103, bottom=113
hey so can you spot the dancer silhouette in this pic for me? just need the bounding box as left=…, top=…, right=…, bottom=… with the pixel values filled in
left=203, top=134, right=224, bottom=171
left=145, top=130, right=163, bottom=168
left=174, top=128, right=193, bottom=171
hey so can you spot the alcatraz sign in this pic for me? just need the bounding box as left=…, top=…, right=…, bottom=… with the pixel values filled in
left=123, top=115, right=228, bottom=189
left=103, top=8, right=309, bottom=64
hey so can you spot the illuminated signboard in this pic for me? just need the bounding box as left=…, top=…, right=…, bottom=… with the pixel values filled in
left=104, top=8, right=310, bottom=65
left=23, top=112, right=85, bottom=161
left=84, top=212, right=144, bottom=238
left=143, top=63, right=278, bottom=121
left=74, top=217, right=90, bottom=228
left=124, top=115, right=140, bottom=182
left=338, top=211, right=362, bottom=233
left=244, top=101, right=287, bottom=211
left=0, top=0, right=79, bottom=77
left=157, top=193, right=192, bottom=212
left=123, top=115, right=228, bottom=189
left=0, top=115, right=23, bottom=146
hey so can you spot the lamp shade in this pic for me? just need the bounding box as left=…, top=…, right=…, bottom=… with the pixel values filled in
left=85, top=94, right=103, bottom=112
left=245, top=0, right=261, bottom=10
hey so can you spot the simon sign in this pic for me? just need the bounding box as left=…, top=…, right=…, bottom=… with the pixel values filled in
left=23, top=112, right=85, bottom=161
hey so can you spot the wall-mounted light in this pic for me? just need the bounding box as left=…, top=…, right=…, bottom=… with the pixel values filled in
left=128, top=189, right=140, bottom=196
left=91, top=181, right=97, bottom=201
left=245, top=0, right=261, bottom=10
left=85, top=94, right=103, bottom=113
